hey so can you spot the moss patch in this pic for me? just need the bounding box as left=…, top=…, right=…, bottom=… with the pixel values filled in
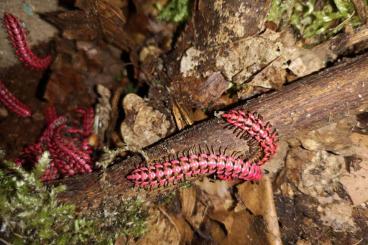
left=268, top=0, right=363, bottom=44
left=157, top=0, right=191, bottom=23
left=0, top=152, right=148, bottom=244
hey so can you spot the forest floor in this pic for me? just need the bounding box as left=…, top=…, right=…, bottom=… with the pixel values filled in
left=1, top=0, right=368, bottom=244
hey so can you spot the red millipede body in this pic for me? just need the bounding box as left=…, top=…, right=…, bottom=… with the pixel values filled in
left=127, top=153, right=262, bottom=189
left=127, top=109, right=279, bottom=189
left=0, top=80, right=31, bottom=117
left=222, top=110, right=278, bottom=165
left=16, top=107, right=95, bottom=181
left=3, top=12, right=52, bottom=70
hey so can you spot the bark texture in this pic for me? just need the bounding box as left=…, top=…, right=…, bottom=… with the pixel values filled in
left=55, top=53, right=368, bottom=213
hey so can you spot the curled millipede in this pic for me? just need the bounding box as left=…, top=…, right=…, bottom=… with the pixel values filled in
left=3, top=12, right=52, bottom=70
left=127, top=109, right=278, bottom=189
left=39, top=115, right=67, bottom=144
left=222, top=110, right=278, bottom=165
left=0, top=80, right=31, bottom=117
left=127, top=152, right=262, bottom=189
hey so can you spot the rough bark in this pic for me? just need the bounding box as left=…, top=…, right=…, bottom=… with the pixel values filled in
left=55, top=53, right=368, bottom=213
left=166, top=0, right=273, bottom=108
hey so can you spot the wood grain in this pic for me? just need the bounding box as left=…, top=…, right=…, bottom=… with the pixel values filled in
left=55, top=53, right=368, bottom=213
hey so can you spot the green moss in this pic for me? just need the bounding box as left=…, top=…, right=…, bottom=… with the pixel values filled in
left=92, top=197, right=148, bottom=240
left=268, top=0, right=364, bottom=44
left=157, top=0, right=191, bottom=23
left=117, top=198, right=148, bottom=238
left=267, top=0, right=296, bottom=24
left=0, top=152, right=99, bottom=244
left=0, top=152, right=148, bottom=244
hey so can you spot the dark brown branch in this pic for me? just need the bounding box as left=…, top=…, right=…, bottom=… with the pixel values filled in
left=55, top=53, right=368, bottom=213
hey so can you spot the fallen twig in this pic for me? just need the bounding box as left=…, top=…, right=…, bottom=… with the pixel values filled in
left=54, top=53, right=368, bottom=214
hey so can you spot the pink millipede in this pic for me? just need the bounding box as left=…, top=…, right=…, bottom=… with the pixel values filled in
left=221, top=110, right=278, bottom=166
left=0, top=80, right=31, bottom=117
left=127, top=153, right=262, bottom=189
left=67, top=107, right=95, bottom=137
left=16, top=106, right=96, bottom=181
left=3, top=12, right=52, bottom=70
left=127, top=109, right=278, bottom=189
left=39, top=115, right=67, bottom=144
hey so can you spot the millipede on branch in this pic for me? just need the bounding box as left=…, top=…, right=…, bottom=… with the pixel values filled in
left=222, top=110, right=278, bottom=165
left=127, top=110, right=278, bottom=189
left=127, top=150, right=262, bottom=189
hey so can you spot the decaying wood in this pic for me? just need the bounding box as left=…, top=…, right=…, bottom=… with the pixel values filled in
left=167, top=3, right=368, bottom=108
left=55, top=53, right=368, bottom=213
left=192, top=0, right=272, bottom=48
left=167, top=0, right=274, bottom=107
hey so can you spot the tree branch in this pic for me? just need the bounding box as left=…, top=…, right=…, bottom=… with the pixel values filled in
left=54, top=53, right=368, bottom=213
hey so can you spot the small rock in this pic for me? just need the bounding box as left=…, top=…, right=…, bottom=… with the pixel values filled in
left=264, top=140, right=288, bottom=178
left=351, top=133, right=368, bottom=159
left=286, top=147, right=346, bottom=203
left=320, top=202, right=356, bottom=232
left=299, top=122, right=353, bottom=154
left=340, top=161, right=368, bottom=206
left=121, top=93, right=170, bottom=149
left=298, top=151, right=345, bottom=201
left=0, top=106, right=9, bottom=117
left=301, top=138, right=321, bottom=151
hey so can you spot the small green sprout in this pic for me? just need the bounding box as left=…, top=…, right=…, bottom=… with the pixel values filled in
left=157, top=0, right=191, bottom=23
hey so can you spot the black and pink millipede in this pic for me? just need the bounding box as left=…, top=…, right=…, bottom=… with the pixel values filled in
left=127, top=109, right=278, bottom=189
left=222, top=109, right=278, bottom=166
left=3, top=12, right=52, bottom=70
left=127, top=152, right=262, bottom=189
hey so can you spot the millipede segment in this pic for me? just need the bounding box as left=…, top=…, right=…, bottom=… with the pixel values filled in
left=3, top=13, right=52, bottom=70
left=0, top=80, right=32, bottom=117
left=221, top=110, right=278, bottom=165
left=127, top=153, right=262, bottom=189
